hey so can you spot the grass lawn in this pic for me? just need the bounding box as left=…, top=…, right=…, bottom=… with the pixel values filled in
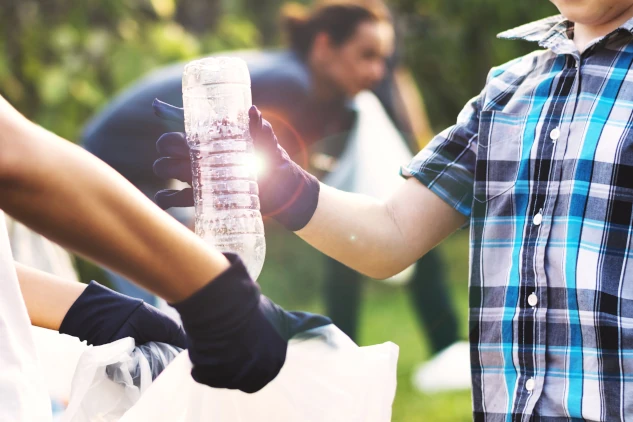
left=259, top=225, right=473, bottom=421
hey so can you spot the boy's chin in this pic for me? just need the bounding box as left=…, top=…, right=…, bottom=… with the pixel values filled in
left=552, top=0, right=633, bottom=26
left=550, top=1, right=589, bottom=19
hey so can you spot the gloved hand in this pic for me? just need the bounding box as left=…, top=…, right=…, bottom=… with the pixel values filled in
left=171, top=253, right=331, bottom=393
left=59, top=281, right=187, bottom=349
left=152, top=99, right=320, bottom=231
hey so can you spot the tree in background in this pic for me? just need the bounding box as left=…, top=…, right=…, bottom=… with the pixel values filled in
left=390, top=0, right=558, bottom=130
left=0, top=0, right=259, bottom=141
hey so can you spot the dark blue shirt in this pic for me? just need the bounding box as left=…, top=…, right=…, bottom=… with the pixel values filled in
left=82, top=49, right=407, bottom=192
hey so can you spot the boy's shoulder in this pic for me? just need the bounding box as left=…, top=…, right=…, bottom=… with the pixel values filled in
left=488, top=49, right=553, bottom=85
left=480, top=15, right=568, bottom=108
left=489, top=14, right=568, bottom=82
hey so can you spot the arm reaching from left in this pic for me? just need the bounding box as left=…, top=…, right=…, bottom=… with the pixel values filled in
left=0, top=95, right=227, bottom=302
left=0, top=95, right=297, bottom=393
left=16, top=262, right=186, bottom=348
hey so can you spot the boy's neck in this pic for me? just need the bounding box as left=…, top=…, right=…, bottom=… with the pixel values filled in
left=573, top=4, right=633, bottom=52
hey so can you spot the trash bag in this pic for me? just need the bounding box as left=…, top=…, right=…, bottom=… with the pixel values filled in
left=322, top=90, right=413, bottom=200
left=119, top=325, right=399, bottom=422
left=62, top=338, right=182, bottom=422
left=323, top=90, right=414, bottom=285
left=31, top=326, right=87, bottom=405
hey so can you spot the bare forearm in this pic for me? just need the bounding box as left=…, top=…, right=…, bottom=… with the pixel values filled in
left=15, top=262, right=85, bottom=330
left=296, top=179, right=466, bottom=279
left=0, top=96, right=228, bottom=302
left=297, top=185, right=405, bottom=278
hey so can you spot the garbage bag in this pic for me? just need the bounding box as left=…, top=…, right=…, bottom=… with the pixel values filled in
left=62, top=338, right=182, bottom=422
left=323, top=91, right=415, bottom=286
left=120, top=325, right=399, bottom=422
left=322, top=90, right=413, bottom=200
left=31, top=326, right=88, bottom=405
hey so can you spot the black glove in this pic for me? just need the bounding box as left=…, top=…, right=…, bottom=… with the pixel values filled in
left=152, top=100, right=320, bottom=231
left=171, top=253, right=331, bottom=393
left=59, top=281, right=187, bottom=349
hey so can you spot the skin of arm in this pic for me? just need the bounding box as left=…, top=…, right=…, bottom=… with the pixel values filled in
left=296, top=178, right=467, bottom=279
left=15, top=262, right=86, bottom=330
left=0, top=95, right=229, bottom=303
left=253, top=70, right=463, bottom=279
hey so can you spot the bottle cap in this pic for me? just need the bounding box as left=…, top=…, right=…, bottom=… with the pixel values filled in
left=183, top=57, right=251, bottom=93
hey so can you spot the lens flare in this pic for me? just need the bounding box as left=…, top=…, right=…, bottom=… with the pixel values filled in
left=252, top=152, right=267, bottom=177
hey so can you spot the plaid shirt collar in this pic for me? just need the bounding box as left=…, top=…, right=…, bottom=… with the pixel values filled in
left=498, top=14, right=633, bottom=55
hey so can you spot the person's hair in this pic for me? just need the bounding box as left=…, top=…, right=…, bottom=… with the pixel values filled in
left=281, top=1, right=391, bottom=56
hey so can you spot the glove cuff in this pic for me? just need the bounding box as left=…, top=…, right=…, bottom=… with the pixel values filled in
left=59, top=281, right=143, bottom=345
left=170, top=253, right=261, bottom=333
left=262, top=161, right=320, bottom=232
left=171, top=253, right=287, bottom=393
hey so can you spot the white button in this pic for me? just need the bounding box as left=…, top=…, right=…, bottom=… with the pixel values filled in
left=528, top=293, right=538, bottom=307
left=533, top=212, right=542, bottom=226
left=550, top=127, right=560, bottom=141
left=526, top=378, right=535, bottom=391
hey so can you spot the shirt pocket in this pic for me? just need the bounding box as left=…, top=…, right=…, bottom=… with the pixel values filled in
left=474, top=111, right=526, bottom=203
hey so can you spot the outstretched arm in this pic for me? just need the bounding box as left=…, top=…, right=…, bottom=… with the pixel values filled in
left=0, top=95, right=228, bottom=302
left=153, top=101, right=472, bottom=280
left=297, top=179, right=465, bottom=279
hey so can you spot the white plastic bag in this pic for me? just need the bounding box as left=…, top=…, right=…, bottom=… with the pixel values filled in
left=323, top=91, right=413, bottom=200
left=120, top=325, right=399, bottom=422
left=31, top=326, right=88, bottom=405
left=323, top=90, right=414, bottom=285
left=62, top=338, right=181, bottom=422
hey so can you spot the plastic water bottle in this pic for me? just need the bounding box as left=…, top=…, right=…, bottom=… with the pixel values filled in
left=182, top=57, right=265, bottom=280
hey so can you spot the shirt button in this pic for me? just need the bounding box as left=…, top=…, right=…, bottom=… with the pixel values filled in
left=526, top=378, right=535, bottom=391
left=550, top=127, right=561, bottom=141
left=528, top=293, right=538, bottom=307
left=533, top=212, right=543, bottom=226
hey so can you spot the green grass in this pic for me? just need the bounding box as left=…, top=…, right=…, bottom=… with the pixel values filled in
left=259, top=224, right=473, bottom=421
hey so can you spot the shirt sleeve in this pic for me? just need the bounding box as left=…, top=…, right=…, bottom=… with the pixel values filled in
left=401, top=92, right=482, bottom=218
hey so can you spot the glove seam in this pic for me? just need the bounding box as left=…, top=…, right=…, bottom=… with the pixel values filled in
left=107, top=301, right=146, bottom=344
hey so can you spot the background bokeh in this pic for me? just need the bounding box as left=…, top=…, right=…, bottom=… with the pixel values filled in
left=0, top=0, right=559, bottom=420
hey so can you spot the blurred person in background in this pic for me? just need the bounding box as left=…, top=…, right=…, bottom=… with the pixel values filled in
left=81, top=0, right=468, bottom=392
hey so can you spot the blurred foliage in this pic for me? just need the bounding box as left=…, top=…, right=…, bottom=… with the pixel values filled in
left=0, top=0, right=259, bottom=141
left=389, top=0, right=558, bottom=130
left=0, top=0, right=560, bottom=139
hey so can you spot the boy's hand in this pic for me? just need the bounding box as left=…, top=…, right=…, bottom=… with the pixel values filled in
left=152, top=100, right=320, bottom=231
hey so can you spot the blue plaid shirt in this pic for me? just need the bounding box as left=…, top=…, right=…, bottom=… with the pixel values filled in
left=404, top=15, right=633, bottom=422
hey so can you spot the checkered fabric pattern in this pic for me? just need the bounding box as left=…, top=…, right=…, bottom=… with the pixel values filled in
left=403, top=14, right=633, bottom=422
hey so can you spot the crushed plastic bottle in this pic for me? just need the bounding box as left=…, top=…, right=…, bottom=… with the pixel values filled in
left=182, top=57, right=265, bottom=279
